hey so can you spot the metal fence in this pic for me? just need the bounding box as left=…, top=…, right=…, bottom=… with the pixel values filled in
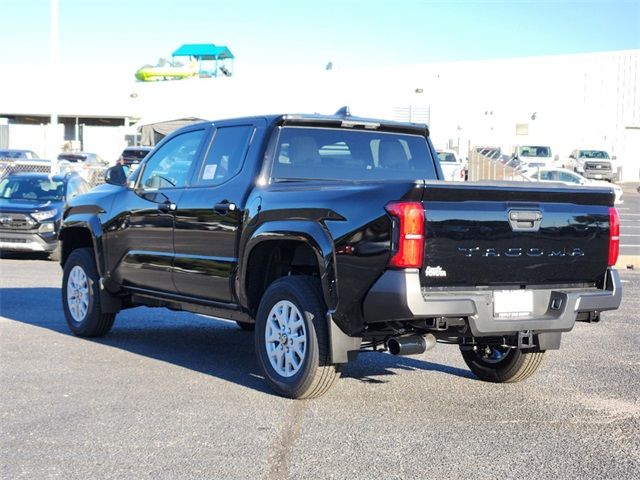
left=2, top=149, right=533, bottom=188
left=467, top=148, right=529, bottom=182
left=0, top=160, right=107, bottom=188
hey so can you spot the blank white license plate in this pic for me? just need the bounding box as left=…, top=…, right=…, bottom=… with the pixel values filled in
left=494, top=290, right=533, bottom=318
left=594, top=174, right=602, bottom=179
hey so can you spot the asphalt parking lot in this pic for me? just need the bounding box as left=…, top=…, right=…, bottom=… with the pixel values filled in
left=1, top=187, right=639, bottom=480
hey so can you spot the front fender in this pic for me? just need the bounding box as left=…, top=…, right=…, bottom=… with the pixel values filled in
left=238, top=220, right=338, bottom=311
left=59, top=211, right=105, bottom=276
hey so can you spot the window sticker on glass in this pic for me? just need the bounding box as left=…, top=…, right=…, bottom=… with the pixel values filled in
left=203, top=164, right=218, bottom=180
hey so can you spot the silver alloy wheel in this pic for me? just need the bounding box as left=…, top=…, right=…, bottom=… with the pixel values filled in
left=67, top=265, right=89, bottom=323
left=265, top=300, right=307, bottom=378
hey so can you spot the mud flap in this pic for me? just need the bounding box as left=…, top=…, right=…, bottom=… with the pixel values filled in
left=327, top=313, right=361, bottom=364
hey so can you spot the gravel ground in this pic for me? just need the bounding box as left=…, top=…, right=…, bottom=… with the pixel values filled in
left=1, top=256, right=639, bottom=480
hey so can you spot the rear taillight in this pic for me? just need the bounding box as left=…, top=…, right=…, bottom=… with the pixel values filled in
left=608, top=207, right=619, bottom=267
left=385, top=201, right=424, bottom=268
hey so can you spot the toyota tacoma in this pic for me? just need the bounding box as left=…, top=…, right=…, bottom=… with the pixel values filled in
left=59, top=109, right=622, bottom=398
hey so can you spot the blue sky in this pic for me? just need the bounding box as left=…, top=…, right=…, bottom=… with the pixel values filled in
left=2, top=0, right=639, bottom=80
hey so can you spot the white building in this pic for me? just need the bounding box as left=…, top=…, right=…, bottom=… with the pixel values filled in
left=1, top=49, right=638, bottom=180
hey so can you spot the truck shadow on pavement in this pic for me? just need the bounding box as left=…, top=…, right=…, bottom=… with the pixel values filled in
left=1, top=287, right=475, bottom=394
left=341, top=352, right=475, bottom=383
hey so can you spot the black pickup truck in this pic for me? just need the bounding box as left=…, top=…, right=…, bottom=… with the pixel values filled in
left=59, top=110, right=622, bottom=398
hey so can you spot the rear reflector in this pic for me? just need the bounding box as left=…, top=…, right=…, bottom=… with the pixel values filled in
left=385, top=202, right=424, bottom=268
left=608, top=207, right=619, bottom=267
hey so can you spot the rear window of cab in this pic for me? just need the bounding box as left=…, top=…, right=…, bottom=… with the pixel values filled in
left=271, top=127, right=436, bottom=181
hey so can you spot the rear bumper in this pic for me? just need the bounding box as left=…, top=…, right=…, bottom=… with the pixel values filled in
left=0, top=231, right=57, bottom=253
left=362, top=269, right=622, bottom=337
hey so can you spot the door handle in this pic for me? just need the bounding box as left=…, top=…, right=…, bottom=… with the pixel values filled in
left=214, top=201, right=237, bottom=214
left=508, top=209, right=542, bottom=231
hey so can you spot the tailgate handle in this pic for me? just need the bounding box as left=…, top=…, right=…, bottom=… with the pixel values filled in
left=508, top=210, right=543, bottom=231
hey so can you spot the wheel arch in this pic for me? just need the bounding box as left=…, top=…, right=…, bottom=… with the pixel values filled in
left=238, top=220, right=338, bottom=316
left=59, top=217, right=104, bottom=275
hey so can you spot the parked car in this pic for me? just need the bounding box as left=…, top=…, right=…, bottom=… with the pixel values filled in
left=564, top=149, right=615, bottom=181
left=436, top=149, right=466, bottom=181
left=0, top=172, right=90, bottom=260
left=58, top=110, right=621, bottom=398
left=117, top=146, right=153, bottom=170
left=0, top=149, right=40, bottom=160
left=57, top=152, right=109, bottom=167
left=511, top=145, right=554, bottom=170
left=528, top=167, right=623, bottom=204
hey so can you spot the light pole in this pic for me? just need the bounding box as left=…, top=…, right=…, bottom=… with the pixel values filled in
left=50, top=0, right=58, bottom=126
left=48, top=0, right=59, bottom=160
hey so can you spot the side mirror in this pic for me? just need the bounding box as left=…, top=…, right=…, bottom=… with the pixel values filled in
left=554, top=154, right=559, bottom=161
left=612, top=155, right=617, bottom=160
left=105, top=165, right=127, bottom=186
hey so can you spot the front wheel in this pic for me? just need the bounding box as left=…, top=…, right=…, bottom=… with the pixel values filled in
left=459, top=344, right=545, bottom=383
left=62, top=248, right=116, bottom=337
left=254, top=276, right=340, bottom=399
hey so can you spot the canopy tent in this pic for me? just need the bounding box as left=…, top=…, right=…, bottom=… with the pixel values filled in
left=172, top=44, right=235, bottom=77
left=137, top=117, right=206, bottom=146
left=172, top=44, right=234, bottom=60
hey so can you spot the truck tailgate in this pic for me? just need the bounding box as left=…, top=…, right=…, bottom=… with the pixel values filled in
left=420, top=181, right=615, bottom=287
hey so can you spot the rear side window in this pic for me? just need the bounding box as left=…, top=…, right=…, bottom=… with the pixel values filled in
left=536, top=171, right=554, bottom=181
left=197, top=126, right=254, bottom=185
left=272, top=127, right=436, bottom=181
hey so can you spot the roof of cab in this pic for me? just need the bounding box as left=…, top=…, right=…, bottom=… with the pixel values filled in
left=187, top=108, right=430, bottom=135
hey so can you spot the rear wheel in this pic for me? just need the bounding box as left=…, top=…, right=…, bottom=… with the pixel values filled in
left=255, top=276, right=340, bottom=399
left=460, top=344, right=545, bottom=383
left=62, top=248, right=115, bottom=337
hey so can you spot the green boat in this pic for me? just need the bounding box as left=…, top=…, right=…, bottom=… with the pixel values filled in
left=135, top=60, right=198, bottom=82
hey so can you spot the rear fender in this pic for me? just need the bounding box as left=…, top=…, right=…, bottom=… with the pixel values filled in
left=239, top=221, right=362, bottom=363
left=239, top=220, right=337, bottom=310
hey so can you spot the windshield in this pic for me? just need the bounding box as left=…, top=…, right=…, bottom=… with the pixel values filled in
left=272, top=127, right=436, bottom=181
left=520, top=146, right=551, bottom=157
left=0, top=177, right=65, bottom=201
left=437, top=152, right=457, bottom=163
left=578, top=150, right=609, bottom=159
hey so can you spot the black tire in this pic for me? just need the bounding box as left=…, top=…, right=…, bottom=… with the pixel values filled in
left=460, top=344, right=545, bottom=383
left=62, top=247, right=115, bottom=337
left=254, top=276, right=340, bottom=399
left=236, top=320, right=255, bottom=331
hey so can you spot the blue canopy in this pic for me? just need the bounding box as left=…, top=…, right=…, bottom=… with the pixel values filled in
left=172, top=44, right=234, bottom=60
